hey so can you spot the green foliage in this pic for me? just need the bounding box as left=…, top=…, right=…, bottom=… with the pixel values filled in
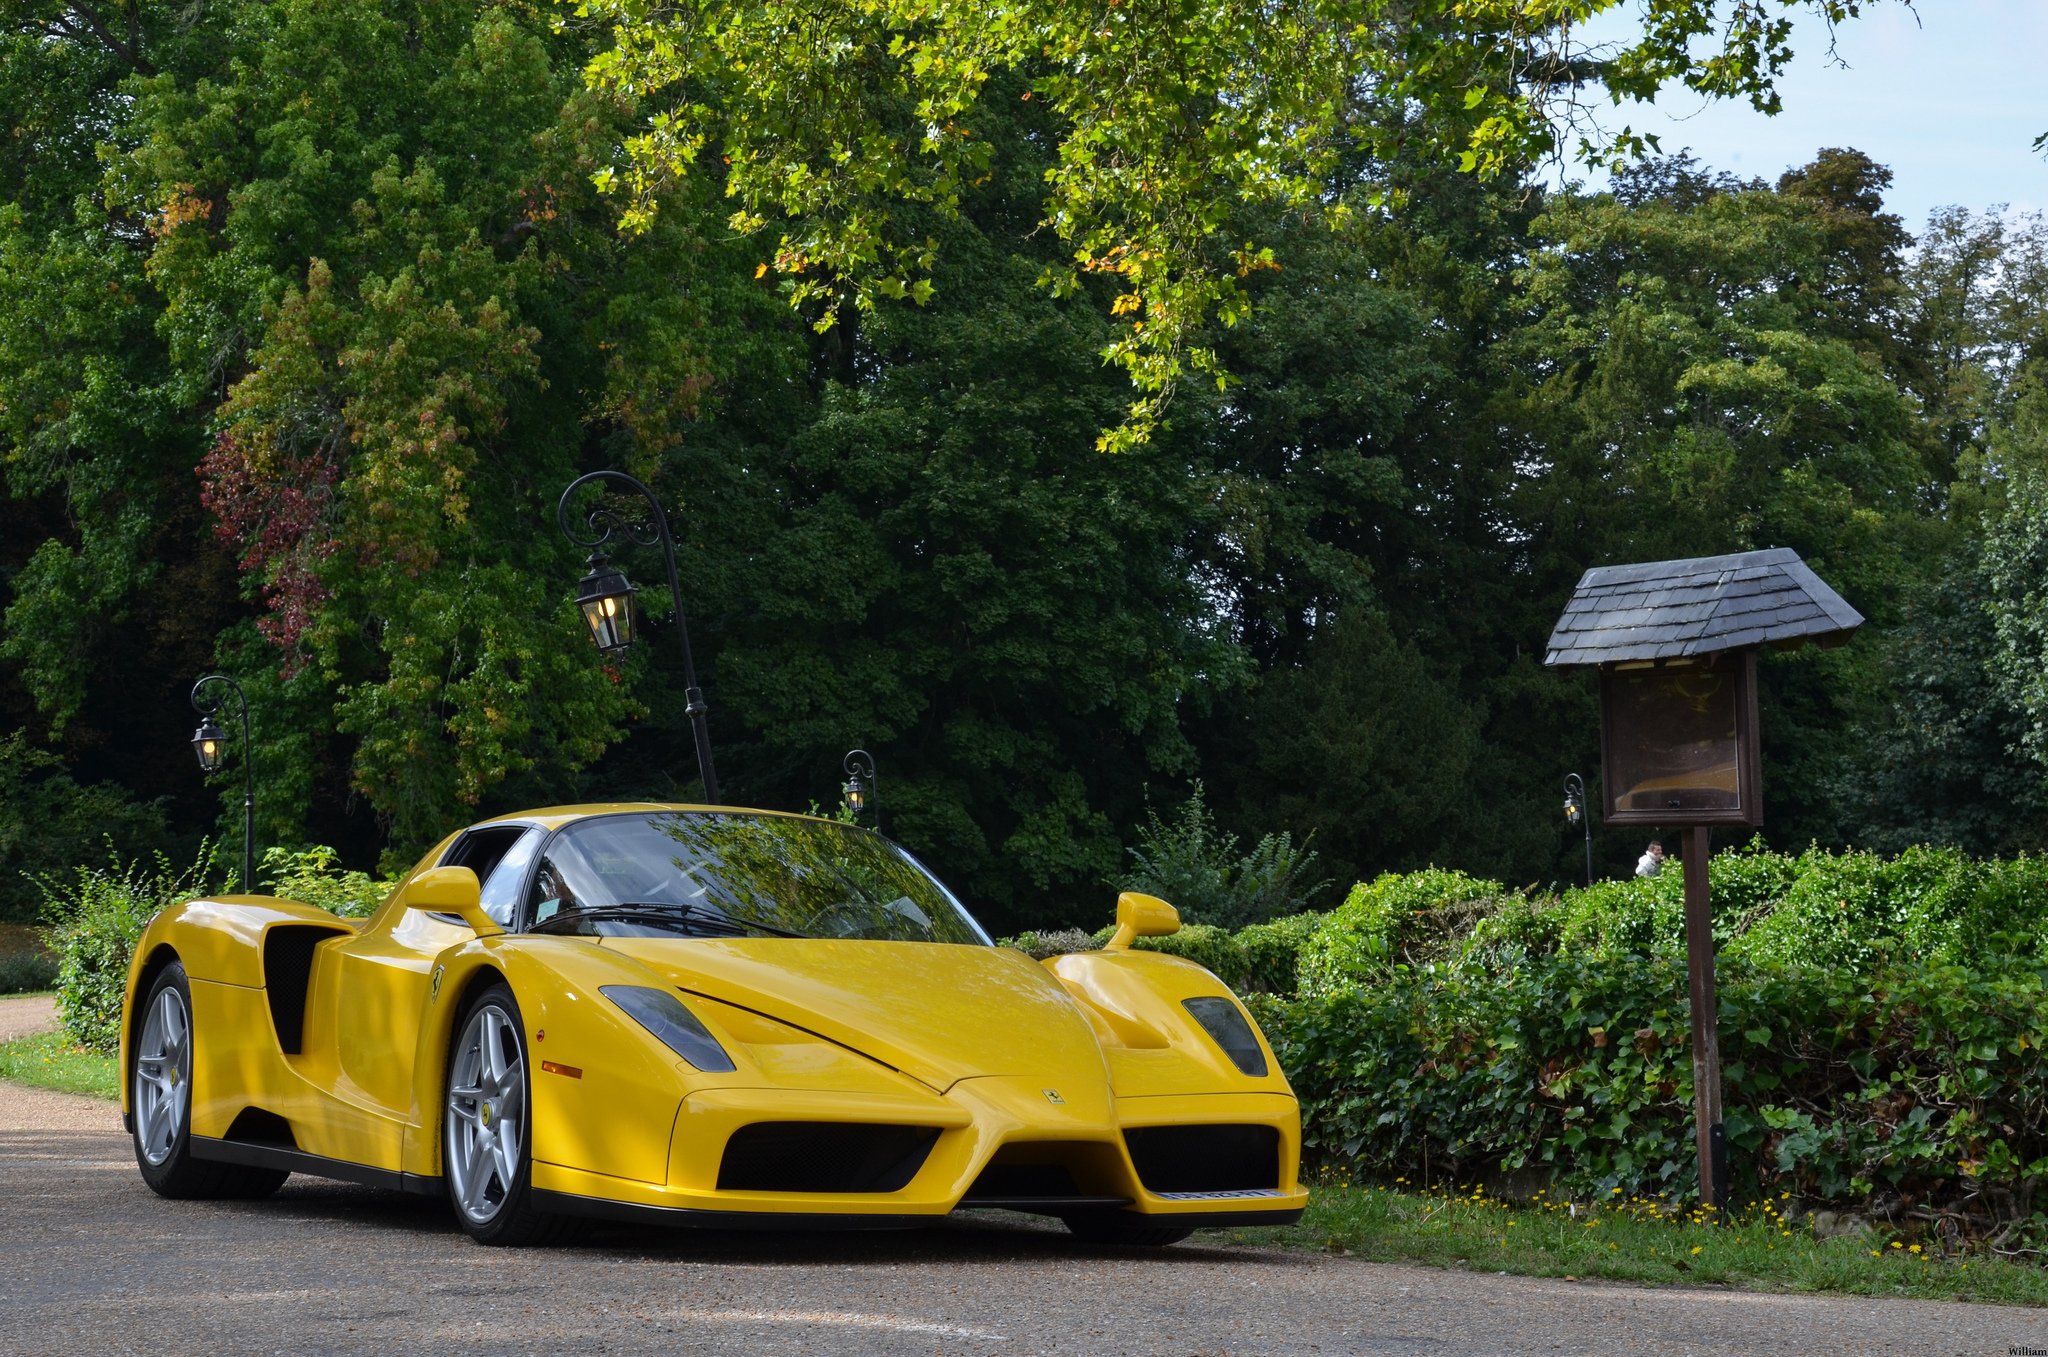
left=260, top=845, right=391, bottom=919
left=0, top=948, right=57, bottom=995
left=39, top=846, right=217, bottom=1053
left=577, top=0, right=1876, bottom=448
left=1124, top=783, right=1328, bottom=930
left=1298, top=867, right=1506, bottom=991
left=0, top=1, right=2041, bottom=956
left=1232, top=913, right=1324, bottom=996
left=1218, top=614, right=1487, bottom=895
left=0, top=734, right=174, bottom=922
left=996, top=928, right=1098, bottom=962
left=1264, top=847, right=2048, bottom=1223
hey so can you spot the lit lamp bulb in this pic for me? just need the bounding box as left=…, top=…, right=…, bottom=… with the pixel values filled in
left=843, top=776, right=867, bottom=815
left=191, top=718, right=227, bottom=772
left=574, top=553, right=637, bottom=654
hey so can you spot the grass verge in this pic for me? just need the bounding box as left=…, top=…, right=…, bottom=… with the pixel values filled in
left=0, top=1030, right=119, bottom=1101
left=1205, top=1181, right=2048, bottom=1306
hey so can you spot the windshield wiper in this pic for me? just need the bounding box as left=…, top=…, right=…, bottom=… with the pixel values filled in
left=532, top=902, right=808, bottom=939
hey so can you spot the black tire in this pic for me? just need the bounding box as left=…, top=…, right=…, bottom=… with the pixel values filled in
left=130, top=960, right=288, bottom=1200
left=442, top=983, right=577, bottom=1246
left=1061, top=1211, right=1195, bottom=1247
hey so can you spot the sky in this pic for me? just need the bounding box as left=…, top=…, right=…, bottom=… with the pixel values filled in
left=1563, top=0, right=2047, bottom=231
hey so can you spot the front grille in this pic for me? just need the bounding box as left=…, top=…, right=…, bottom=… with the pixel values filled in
left=717, top=1122, right=938, bottom=1193
left=966, top=1158, right=1081, bottom=1200
left=1124, top=1124, right=1279, bottom=1195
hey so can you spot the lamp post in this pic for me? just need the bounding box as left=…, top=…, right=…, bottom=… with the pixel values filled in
left=842, top=749, right=877, bottom=827
left=189, top=673, right=255, bottom=892
left=1562, top=773, right=1592, bottom=888
left=556, top=470, right=720, bottom=804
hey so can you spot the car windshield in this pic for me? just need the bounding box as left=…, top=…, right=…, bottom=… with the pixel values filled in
left=524, top=811, right=991, bottom=945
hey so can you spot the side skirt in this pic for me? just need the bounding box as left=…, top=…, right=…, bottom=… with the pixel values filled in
left=189, top=1135, right=442, bottom=1198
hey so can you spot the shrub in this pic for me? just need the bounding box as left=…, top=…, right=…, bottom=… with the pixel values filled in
left=0, top=947, right=57, bottom=995
left=1296, top=867, right=1506, bottom=992
left=1266, top=944, right=2048, bottom=1219
left=39, top=846, right=218, bottom=1053
left=261, top=844, right=392, bottom=918
left=1234, top=911, right=1322, bottom=994
left=1124, top=783, right=1329, bottom=929
left=1260, top=846, right=2048, bottom=1229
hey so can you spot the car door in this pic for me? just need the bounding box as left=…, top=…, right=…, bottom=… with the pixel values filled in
left=291, top=826, right=542, bottom=1169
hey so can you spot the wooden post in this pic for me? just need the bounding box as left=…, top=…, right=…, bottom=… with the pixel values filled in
left=1682, top=824, right=1725, bottom=1217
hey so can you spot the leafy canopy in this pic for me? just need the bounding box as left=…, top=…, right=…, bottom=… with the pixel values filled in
left=569, top=0, right=1885, bottom=449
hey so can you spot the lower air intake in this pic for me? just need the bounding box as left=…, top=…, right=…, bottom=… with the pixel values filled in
left=1124, top=1124, right=1279, bottom=1195
left=717, top=1122, right=938, bottom=1193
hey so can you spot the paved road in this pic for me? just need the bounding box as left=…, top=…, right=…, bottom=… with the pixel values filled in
left=0, top=1127, right=2043, bottom=1357
left=3, top=997, right=2046, bottom=1356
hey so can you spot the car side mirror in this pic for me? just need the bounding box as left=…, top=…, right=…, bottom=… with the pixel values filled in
left=1104, top=891, right=1179, bottom=951
left=406, top=866, right=502, bottom=937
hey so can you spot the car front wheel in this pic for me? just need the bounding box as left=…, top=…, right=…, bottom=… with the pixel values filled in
left=443, top=983, right=573, bottom=1246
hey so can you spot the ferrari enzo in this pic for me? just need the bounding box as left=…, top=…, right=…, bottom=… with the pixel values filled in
left=119, top=804, right=1306, bottom=1245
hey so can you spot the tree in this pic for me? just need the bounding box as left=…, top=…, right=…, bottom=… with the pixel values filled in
left=657, top=92, right=1242, bottom=927
left=572, top=0, right=1895, bottom=449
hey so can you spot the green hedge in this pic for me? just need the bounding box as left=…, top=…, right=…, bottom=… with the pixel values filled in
left=1264, top=944, right=2048, bottom=1209
left=1183, top=842, right=2048, bottom=1226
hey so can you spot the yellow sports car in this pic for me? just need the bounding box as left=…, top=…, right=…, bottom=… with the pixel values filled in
left=120, top=804, right=1306, bottom=1246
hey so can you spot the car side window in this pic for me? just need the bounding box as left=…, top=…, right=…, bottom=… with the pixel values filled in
left=478, top=829, right=542, bottom=926
left=440, top=825, right=540, bottom=927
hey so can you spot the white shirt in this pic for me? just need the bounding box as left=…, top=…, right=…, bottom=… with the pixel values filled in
left=1635, top=852, right=1662, bottom=878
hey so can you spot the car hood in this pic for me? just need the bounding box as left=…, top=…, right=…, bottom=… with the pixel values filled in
left=601, top=938, right=1106, bottom=1093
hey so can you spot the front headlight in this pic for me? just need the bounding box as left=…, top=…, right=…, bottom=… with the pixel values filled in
left=601, top=985, right=737, bottom=1073
left=1182, top=996, right=1269, bottom=1077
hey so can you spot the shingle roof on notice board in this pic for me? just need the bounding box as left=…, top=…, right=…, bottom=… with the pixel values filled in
left=1543, top=547, right=1864, bottom=667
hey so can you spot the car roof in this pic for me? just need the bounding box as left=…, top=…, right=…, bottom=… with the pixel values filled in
left=465, top=802, right=818, bottom=834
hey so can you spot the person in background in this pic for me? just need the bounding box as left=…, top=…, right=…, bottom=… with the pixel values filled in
left=1635, top=840, right=1665, bottom=878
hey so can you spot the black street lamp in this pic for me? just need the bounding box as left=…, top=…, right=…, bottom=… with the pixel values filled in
left=842, top=749, right=877, bottom=826
left=1562, top=772, right=1592, bottom=889
left=190, top=673, right=256, bottom=892
left=557, top=470, right=720, bottom=804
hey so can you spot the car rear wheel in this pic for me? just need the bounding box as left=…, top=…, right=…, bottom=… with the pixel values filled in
left=131, top=960, right=287, bottom=1199
left=1061, top=1211, right=1194, bottom=1247
left=443, top=983, right=575, bottom=1246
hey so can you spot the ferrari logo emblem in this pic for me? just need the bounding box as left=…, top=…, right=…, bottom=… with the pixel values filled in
left=1042, top=1089, right=1064, bottom=1105
left=430, top=964, right=444, bottom=1002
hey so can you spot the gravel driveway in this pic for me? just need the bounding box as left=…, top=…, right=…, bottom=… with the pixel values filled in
left=2, top=996, right=2045, bottom=1355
